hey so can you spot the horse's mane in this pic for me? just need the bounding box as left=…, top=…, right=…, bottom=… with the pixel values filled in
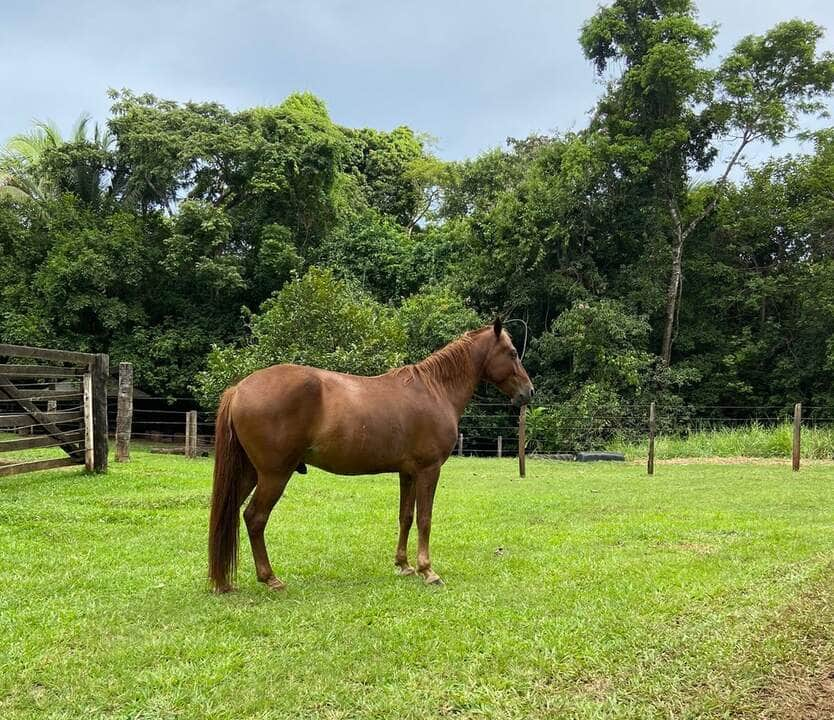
left=392, top=327, right=489, bottom=393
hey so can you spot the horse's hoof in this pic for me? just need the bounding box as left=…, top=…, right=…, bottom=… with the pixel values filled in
left=396, top=565, right=416, bottom=576
left=261, top=576, right=287, bottom=591
left=422, top=572, right=444, bottom=586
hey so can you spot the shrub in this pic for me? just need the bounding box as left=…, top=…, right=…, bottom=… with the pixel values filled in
left=194, top=267, right=405, bottom=407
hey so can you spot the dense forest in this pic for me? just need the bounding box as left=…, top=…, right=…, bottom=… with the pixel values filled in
left=2, top=0, right=834, bottom=432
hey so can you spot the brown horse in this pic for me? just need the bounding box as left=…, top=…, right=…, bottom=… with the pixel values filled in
left=208, top=319, right=533, bottom=592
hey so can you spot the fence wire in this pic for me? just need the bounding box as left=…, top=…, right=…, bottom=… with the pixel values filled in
left=91, top=397, right=834, bottom=461
left=4, top=392, right=833, bottom=463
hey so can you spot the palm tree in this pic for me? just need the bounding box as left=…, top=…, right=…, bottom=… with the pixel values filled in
left=0, top=114, right=113, bottom=204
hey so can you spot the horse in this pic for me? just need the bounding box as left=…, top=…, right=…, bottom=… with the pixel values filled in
left=208, top=318, right=534, bottom=592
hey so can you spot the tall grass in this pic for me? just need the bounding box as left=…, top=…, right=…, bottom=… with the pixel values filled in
left=612, top=422, right=834, bottom=460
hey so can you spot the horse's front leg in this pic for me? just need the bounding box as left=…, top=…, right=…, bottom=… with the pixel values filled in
left=395, top=472, right=416, bottom=575
left=415, top=465, right=443, bottom=585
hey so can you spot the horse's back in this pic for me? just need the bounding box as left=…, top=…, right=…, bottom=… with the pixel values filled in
left=235, top=364, right=323, bottom=406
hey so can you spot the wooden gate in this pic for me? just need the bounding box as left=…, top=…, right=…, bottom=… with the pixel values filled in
left=0, top=345, right=109, bottom=477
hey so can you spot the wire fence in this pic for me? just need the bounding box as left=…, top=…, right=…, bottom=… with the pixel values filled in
left=92, top=396, right=834, bottom=461
left=105, top=397, right=216, bottom=448
left=4, top=390, right=833, bottom=464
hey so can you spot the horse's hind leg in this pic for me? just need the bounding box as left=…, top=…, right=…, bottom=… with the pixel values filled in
left=395, top=472, right=416, bottom=576
left=243, top=470, right=292, bottom=591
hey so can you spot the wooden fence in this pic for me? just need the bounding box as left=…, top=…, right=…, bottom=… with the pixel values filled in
left=0, top=344, right=108, bottom=477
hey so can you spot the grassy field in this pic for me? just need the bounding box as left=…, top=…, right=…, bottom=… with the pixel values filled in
left=1, top=451, right=833, bottom=719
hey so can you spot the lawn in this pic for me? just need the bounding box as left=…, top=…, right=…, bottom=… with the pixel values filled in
left=1, top=451, right=833, bottom=719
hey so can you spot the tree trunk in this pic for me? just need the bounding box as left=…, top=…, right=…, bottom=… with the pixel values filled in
left=659, top=133, right=752, bottom=365
left=661, top=206, right=685, bottom=366
left=661, top=230, right=684, bottom=365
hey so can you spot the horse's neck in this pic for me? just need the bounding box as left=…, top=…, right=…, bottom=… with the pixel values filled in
left=435, top=336, right=487, bottom=417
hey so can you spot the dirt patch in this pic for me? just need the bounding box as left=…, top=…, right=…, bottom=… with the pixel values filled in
left=754, top=664, right=834, bottom=719
left=733, top=562, right=834, bottom=719
left=578, top=676, right=614, bottom=701
left=673, top=542, right=716, bottom=555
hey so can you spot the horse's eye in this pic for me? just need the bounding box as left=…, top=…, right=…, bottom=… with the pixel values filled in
left=510, top=349, right=518, bottom=359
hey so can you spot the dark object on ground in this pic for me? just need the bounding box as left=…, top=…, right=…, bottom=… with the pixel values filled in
left=533, top=453, right=576, bottom=461
left=575, top=452, right=625, bottom=462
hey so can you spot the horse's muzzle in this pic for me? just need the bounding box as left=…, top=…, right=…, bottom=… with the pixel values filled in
left=512, top=384, right=534, bottom=407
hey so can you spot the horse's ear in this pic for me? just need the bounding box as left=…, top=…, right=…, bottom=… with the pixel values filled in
left=493, top=317, right=502, bottom=338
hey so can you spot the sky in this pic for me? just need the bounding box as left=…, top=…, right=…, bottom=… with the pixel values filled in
left=2, top=0, right=834, bottom=168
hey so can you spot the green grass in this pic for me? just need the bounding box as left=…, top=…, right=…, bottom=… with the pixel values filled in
left=1, top=451, right=833, bottom=719
left=0, top=432, right=71, bottom=462
left=612, top=422, right=834, bottom=460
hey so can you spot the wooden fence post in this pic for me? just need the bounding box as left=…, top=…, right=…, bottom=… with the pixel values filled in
left=191, top=411, right=198, bottom=458
left=457, top=432, right=463, bottom=457
left=115, top=362, right=133, bottom=462
left=648, top=401, right=656, bottom=476
left=792, top=402, right=802, bottom=472
left=185, top=410, right=198, bottom=459
left=91, top=353, right=109, bottom=472
left=518, top=406, right=526, bottom=478
left=83, top=373, right=94, bottom=472
left=497, top=435, right=503, bottom=458
left=185, top=411, right=192, bottom=458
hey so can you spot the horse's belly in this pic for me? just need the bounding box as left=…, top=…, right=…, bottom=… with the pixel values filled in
left=303, top=444, right=399, bottom=475
left=304, top=421, right=455, bottom=476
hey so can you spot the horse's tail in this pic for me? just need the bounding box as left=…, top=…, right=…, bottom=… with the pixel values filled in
left=208, top=386, right=254, bottom=592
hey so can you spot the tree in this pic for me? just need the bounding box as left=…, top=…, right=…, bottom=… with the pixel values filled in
left=3, top=58, right=833, bottom=420
left=402, top=155, right=446, bottom=237
left=526, top=300, right=655, bottom=450
left=581, top=4, right=834, bottom=364
left=398, top=287, right=480, bottom=363
left=0, top=195, right=152, bottom=351
left=678, top=138, right=834, bottom=409
left=342, top=126, right=425, bottom=226
left=531, top=300, right=653, bottom=399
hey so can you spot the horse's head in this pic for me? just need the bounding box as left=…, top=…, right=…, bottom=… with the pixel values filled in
left=481, top=318, right=534, bottom=407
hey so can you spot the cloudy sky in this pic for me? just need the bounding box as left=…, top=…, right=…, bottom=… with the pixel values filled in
left=3, top=0, right=834, bottom=166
